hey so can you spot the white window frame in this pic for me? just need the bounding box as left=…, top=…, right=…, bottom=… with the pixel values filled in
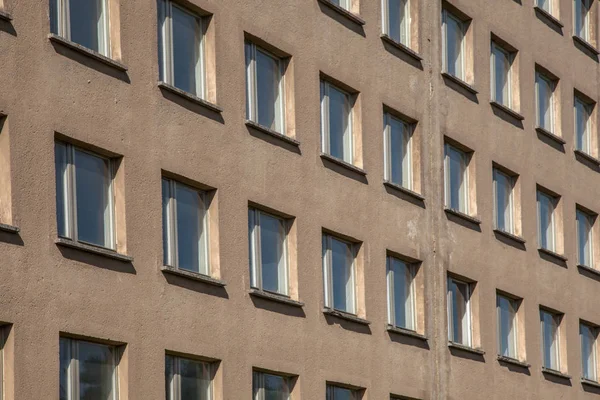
left=60, top=338, right=119, bottom=400
left=381, top=0, right=411, bottom=46
left=444, top=143, right=469, bottom=214
left=56, top=142, right=116, bottom=250
left=253, top=371, right=290, bottom=400
left=386, top=256, right=416, bottom=330
left=322, top=234, right=357, bottom=315
left=490, top=42, right=512, bottom=108
left=320, top=80, right=354, bottom=164
left=575, top=95, right=592, bottom=154
left=540, top=309, right=561, bottom=371
left=537, top=190, right=556, bottom=252
left=535, top=72, right=555, bottom=132
left=248, top=208, right=289, bottom=296
left=162, top=178, right=210, bottom=275
left=166, top=355, right=213, bottom=400
left=581, top=323, right=598, bottom=382
left=51, top=0, right=110, bottom=56
left=447, top=277, right=472, bottom=347
left=496, top=294, right=518, bottom=359
left=493, top=168, right=515, bottom=234
left=442, top=9, right=466, bottom=80
left=159, top=0, right=206, bottom=98
left=383, top=113, right=413, bottom=190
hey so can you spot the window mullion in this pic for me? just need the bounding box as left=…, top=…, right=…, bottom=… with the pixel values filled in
left=256, top=212, right=263, bottom=290
left=252, top=44, right=259, bottom=122
left=387, top=258, right=395, bottom=326
left=72, top=341, right=80, bottom=400
left=171, top=181, right=179, bottom=269
left=167, top=2, right=175, bottom=86
left=68, top=145, right=77, bottom=241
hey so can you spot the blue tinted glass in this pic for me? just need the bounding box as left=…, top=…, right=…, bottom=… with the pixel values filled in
left=172, top=6, right=201, bottom=95
left=331, top=238, right=353, bottom=312
left=78, top=341, right=114, bottom=400
left=328, top=86, right=350, bottom=162
left=175, top=184, right=202, bottom=273
left=69, top=0, right=105, bottom=53
left=256, top=50, right=282, bottom=132
left=260, top=214, right=285, bottom=294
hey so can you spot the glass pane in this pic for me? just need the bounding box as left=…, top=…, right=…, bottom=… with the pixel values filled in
left=69, top=0, right=106, bottom=54
left=77, top=341, right=115, bottom=400
left=538, top=0, right=551, bottom=13
left=55, top=142, right=69, bottom=238
left=390, top=258, right=414, bottom=330
left=328, top=85, right=352, bottom=163
left=331, top=238, right=354, bottom=314
left=497, top=295, right=516, bottom=357
left=445, top=146, right=467, bottom=212
left=330, top=0, right=349, bottom=10
left=540, top=310, right=559, bottom=369
left=445, top=13, right=464, bottom=78
left=327, top=386, right=354, bottom=400
left=256, top=49, right=283, bottom=133
left=577, top=210, right=593, bottom=267
left=581, top=324, right=597, bottom=381
left=59, top=338, right=71, bottom=400
left=165, top=356, right=174, bottom=400
left=175, top=184, right=207, bottom=274
left=260, top=213, right=287, bottom=295
left=575, top=0, right=590, bottom=39
left=172, top=6, right=202, bottom=96
left=387, top=0, right=409, bottom=45
left=492, top=46, right=510, bottom=106
left=494, top=169, right=513, bottom=233
left=537, top=74, right=553, bottom=130
left=537, top=192, right=555, bottom=251
left=162, top=179, right=171, bottom=266
left=179, top=358, right=211, bottom=400
left=388, top=117, right=411, bottom=188
left=449, top=279, right=469, bottom=345
left=263, top=373, right=289, bottom=400
left=575, top=98, right=590, bottom=153
left=74, top=150, right=111, bottom=248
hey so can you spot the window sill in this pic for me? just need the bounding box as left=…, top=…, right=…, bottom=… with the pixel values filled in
left=493, top=229, right=526, bottom=244
left=448, top=341, right=485, bottom=355
left=55, top=238, right=133, bottom=262
left=581, top=378, right=600, bottom=388
left=444, top=208, right=482, bottom=225
left=574, top=149, right=600, bottom=166
left=323, top=308, right=371, bottom=325
left=379, top=34, right=423, bottom=61
left=161, top=265, right=226, bottom=287
left=489, top=101, right=525, bottom=121
left=535, top=126, right=565, bottom=145
left=316, top=0, right=365, bottom=25
left=245, top=120, right=300, bottom=147
left=383, top=181, right=424, bottom=201
left=387, top=326, right=428, bottom=341
left=538, top=247, right=568, bottom=262
left=497, top=355, right=530, bottom=368
left=158, top=81, right=223, bottom=113
left=441, top=72, right=478, bottom=94
left=0, top=9, right=12, bottom=21
left=542, top=367, right=571, bottom=380
left=48, top=34, right=128, bottom=72
left=573, top=35, right=600, bottom=55
left=0, top=223, right=19, bottom=234
left=249, top=289, right=304, bottom=307
left=533, top=6, right=564, bottom=28
left=320, top=153, right=367, bottom=176
left=577, top=264, right=600, bottom=277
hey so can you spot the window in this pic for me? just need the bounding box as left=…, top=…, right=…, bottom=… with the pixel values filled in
left=540, top=309, right=561, bottom=370
left=383, top=0, right=410, bottom=46
left=490, top=42, right=512, bottom=108
left=245, top=42, right=285, bottom=134
left=535, top=72, right=556, bottom=132
left=442, top=9, right=465, bottom=80
left=497, top=294, right=518, bottom=359
left=383, top=113, right=412, bottom=189
left=581, top=323, right=598, bottom=381
left=386, top=256, right=416, bottom=330
left=493, top=168, right=514, bottom=234
left=444, top=144, right=468, bottom=213
left=162, top=178, right=210, bottom=275
left=326, top=385, right=357, bottom=400
left=50, top=0, right=110, bottom=56
left=574, top=0, right=592, bottom=41
left=537, top=190, right=556, bottom=251
left=158, top=0, right=205, bottom=98
left=248, top=208, right=289, bottom=296
left=577, top=208, right=594, bottom=267
left=55, top=141, right=115, bottom=249
left=321, top=80, right=353, bottom=164
left=575, top=95, right=592, bottom=154
left=537, top=0, right=553, bottom=14
left=165, top=355, right=212, bottom=400
left=322, top=234, right=356, bottom=315
left=447, top=277, right=471, bottom=347
left=60, top=338, right=119, bottom=400
left=331, top=0, right=350, bottom=11
left=253, top=371, right=290, bottom=400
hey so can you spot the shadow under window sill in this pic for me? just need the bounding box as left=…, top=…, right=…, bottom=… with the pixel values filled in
left=245, top=120, right=300, bottom=147
left=48, top=34, right=128, bottom=72
left=383, top=181, right=425, bottom=201
left=379, top=34, right=423, bottom=61
left=574, top=149, right=600, bottom=166
left=490, top=101, right=525, bottom=121
left=535, top=126, right=565, bottom=145
left=320, top=153, right=367, bottom=176
left=55, top=238, right=133, bottom=262
left=316, top=0, right=365, bottom=25
left=0, top=9, right=12, bottom=21
left=578, top=264, right=600, bottom=277
left=161, top=265, right=226, bottom=287
left=448, top=341, right=485, bottom=355
left=387, top=325, right=428, bottom=341
left=0, top=223, right=19, bottom=234
left=444, top=208, right=482, bottom=225
left=323, top=308, right=370, bottom=325
left=538, top=247, right=568, bottom=262
left=493, top=229, right=526, bottom=244
left=533, top=6, right=564, bottom=28
left=249, top=289, right=304, bottom=307
left=497, top=355, right=531, bottom=368
left=542, top=367, right=571, bottom=380
left=573, top=35, right=600, bottom=55
left=441, top=72, right=478, bottom=94
left=158, top=81, right=223, bottom=113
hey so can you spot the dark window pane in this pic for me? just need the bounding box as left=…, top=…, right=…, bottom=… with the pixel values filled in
left=260, top=214, right=286, bottom=294
left=179, top=358, right=210, bottom=399
left=59, top=338, right=70, bottom=400
left=328, top=86, right=351, bottom=162
left=172, top=6, right=201, bottom=95
left=175, top=184, right=205, bottom=273
left=77, top=341, right=115, bottom=400
left=162, top=179, right=170, bottom=266
left=55, top=142, right=69, bottom=238
left=256, top=50, right=282, bottom=132
left=69, top=0, right=106, bottom=54
left=331, top=238, right=354, bottom=313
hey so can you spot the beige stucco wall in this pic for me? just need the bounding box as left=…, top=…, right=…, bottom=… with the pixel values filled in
left=0, top=0, right=599, bottom=399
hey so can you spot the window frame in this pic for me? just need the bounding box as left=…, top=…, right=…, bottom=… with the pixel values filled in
left=252, top=370, right=291, bottom=400
left=326, top=384, right=358, bottom=400
left=447, top=277, right=472, bottom=347
left=535, top=72, right=556, bottom=132
left=442, top=9, right=466, bottom=80
left=165, top=354, right=213, bottom=400
left=490, top=42, right=513, bottom=108
left=581, top=322, right=598, bottom=382
left=576, top=208, right=594, bottom=267
left=383, top=112, right=413, bottom=189
left=537, top=190, right=556, bottom=252
left=382, top=0, right=410, bottom=46
left=493, top=168, right=515, bottom=234
left=444, top=143, right=469, bottom=214
left=322, top=233, right=357, bottom=315
left=496, top=294, right=518, bottom=359
left=386, top=255, right=416, bottom=331
left=540, top=309, right=561, bottom=371
left=320, top=80, right=354, bottom=164
left=575, top=95, right=592, bottom=154
left=248, top=208, right=290, bottom=296
left=574, top=0, right=592, bottom=42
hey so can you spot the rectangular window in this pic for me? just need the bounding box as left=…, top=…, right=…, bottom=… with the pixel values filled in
left=581, top=323, right=598, bottom=381
left=165, top=355, right=212, bottom=400
left=444, top=144, right=468, bottom=213
left=497, top=294, right=518, bottom=359
left=383, top=113, right=412, bottom=189
left=245, top=42, right=285, bottom=134
left=537, top=190, right=556, bottom=251
left=540, top=309, right=560, bottom=370
left=162, top=178, right=210, bottom=275
left=55, top=141, right=115, bottom=249
left=536, top=72, right=555, bottom=132
left=248, top=209, right=289, bottom=296
left=60, top=337, right=118, bottom=400
left=442, top=10, right=465, bottom=80
left=447, top=277, right=471, bottom=347
left=322, top=234, right=356, bottom=315
left=493, top=168, right=514, bottom=234
left=386, top=256, right=416, bottom=331
left=575, top=0, right=592, bottom=41
left=158, top=0, right=205, bottom=98
left=326, top=385, right=357, bottom=400
left=575, top=96, right=592, bottom=154
left=383, top=0, right=410, bottom=46
left=253, top=371, right=290, bottom=400
left=577, top=208, right=594, bottom=267
left=490, top=42, right=512, bottom=108
left=321, top=81, right=353, bottom=164
left=537, top=0, right=552, bottom=13
left=50, top=0, right=110, bottom=55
